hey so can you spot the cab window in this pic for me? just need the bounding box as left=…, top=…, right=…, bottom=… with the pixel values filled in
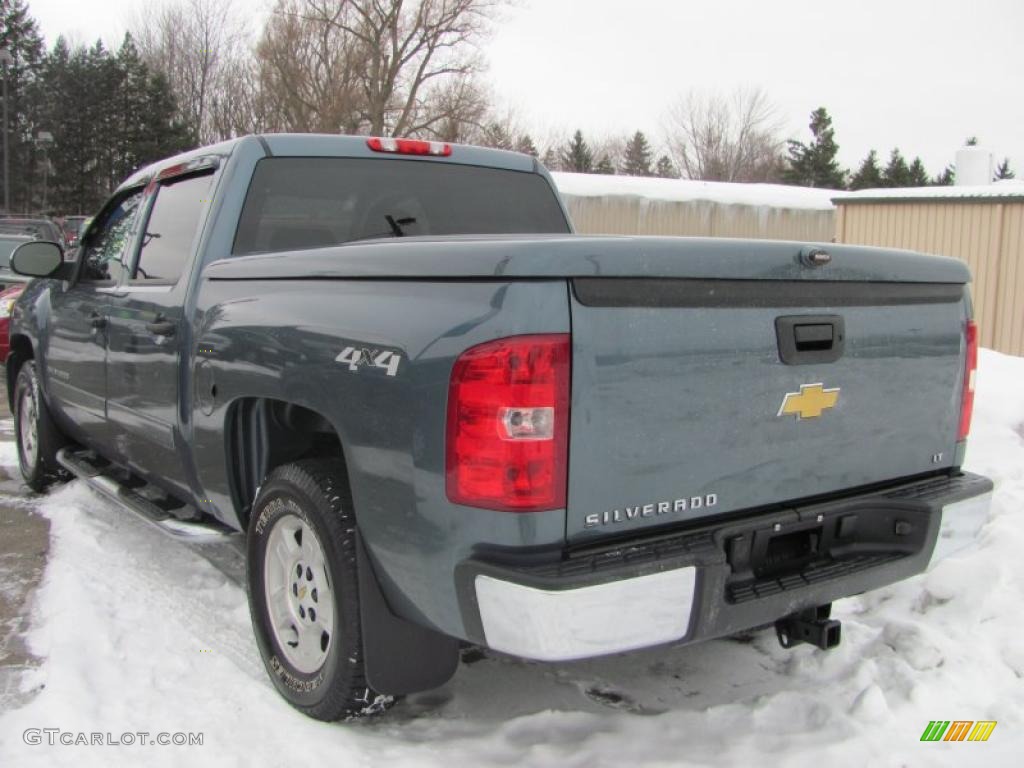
left=132, top=173, right=213, bottom=284
left=80, top=190, right=144, bottom=282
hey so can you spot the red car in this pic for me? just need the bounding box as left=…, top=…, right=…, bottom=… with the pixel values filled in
left=0, top=282, right=26, bottom=363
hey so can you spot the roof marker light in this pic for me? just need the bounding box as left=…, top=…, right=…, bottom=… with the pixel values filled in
left=367, top=137, right=452, bottom=157
left=155, top=155, right=220, bottom=181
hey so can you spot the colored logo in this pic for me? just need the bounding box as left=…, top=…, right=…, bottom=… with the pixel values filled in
left=920, top=720, right=997, bottom=742
left=777, top=383, right=840, bottom=420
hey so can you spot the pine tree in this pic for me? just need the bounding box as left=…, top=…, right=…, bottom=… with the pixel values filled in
left=140, top=68, right=192, bottom=161
left=38, top=33, right=191, bottom=213
left=934, top=166, right=955, bottom=186
left=882, top=148, right=912, bottom=187
left=560, top=130, right=593, bottom=173
left=994, top=158, right=1015, bottom=180
left=541, top=147, right=559, bottom=171
left=480, top=122, right=513, bottom=150
left=595, top=155, right=615, bottom=175
left=38, top=37, right=97, bottom=213
left=848, top=150, right=883, bottom=190
left=620, top=130, right=653, bottom=176
left=655, top=155, right=678, bottom=179
left=782, top=107, right=846, bottom=188
left=965, top=136, right=979, bottom=146
left=515, top=134, right=538, bottom=157
left=907, top=157, right=930, bottom=187
left=0, top=0, right=46, bottom=212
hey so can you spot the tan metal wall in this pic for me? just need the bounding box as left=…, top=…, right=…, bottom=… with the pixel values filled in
left=835, top=201, right=1024, bottom=356
left=562, top=195, right=835, bottom=242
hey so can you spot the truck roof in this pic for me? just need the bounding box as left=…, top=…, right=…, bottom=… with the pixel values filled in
left=118, top=134, right=539, bottom=193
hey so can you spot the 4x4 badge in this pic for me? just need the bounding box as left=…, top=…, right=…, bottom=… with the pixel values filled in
left=336, top=346, right=402, bottom=377
left=778, top=383, right=840, bottom=419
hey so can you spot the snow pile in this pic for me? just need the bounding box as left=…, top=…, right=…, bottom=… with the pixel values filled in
left=1, top=350, right=1022, bottom=766
left=552, top=171, right=837, bottom=211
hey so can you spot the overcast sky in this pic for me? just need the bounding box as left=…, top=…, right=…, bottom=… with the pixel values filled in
left=25, top=0, right=1024, bottom=177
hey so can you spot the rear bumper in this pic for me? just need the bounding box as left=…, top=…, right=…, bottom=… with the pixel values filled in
left=456, top=471, right=993, bottom=661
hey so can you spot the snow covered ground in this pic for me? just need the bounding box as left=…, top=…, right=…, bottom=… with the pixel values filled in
left=0, top=349, right=1022, bottom=767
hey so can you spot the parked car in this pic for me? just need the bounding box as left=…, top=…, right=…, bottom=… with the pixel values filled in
left=5, top=134, right=993, bottom=721
left=0, top=216, right=63, bottom=244
left=61, top=215, right=90, bottom=249
left=0, top=233, right=33, bottom=292
left=0, top=282, right=26, bottom=362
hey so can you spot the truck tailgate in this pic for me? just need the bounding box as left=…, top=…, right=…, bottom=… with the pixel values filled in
left=566, top=276, right=969, bottom=544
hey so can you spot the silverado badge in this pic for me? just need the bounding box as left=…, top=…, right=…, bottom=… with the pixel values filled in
left=778, top=383, right=840, bottom=420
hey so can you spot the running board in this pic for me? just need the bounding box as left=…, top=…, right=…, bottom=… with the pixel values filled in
left=56, top=448, right=237, bottom=545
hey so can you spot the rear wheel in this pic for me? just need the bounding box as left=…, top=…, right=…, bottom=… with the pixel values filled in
left=14, top=361, right=69, bottom=491
left=247, top=459, right=393, bottom=720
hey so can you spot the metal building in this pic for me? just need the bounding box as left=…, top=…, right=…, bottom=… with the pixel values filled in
left=833, top=184, right=1024, bottom=356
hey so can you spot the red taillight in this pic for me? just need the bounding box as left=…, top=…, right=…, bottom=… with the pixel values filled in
left=446, top=334, right=570, bottom=512
left=958, top=320, right=978, bottom=441
left=367, top=137, right=452, bottom=157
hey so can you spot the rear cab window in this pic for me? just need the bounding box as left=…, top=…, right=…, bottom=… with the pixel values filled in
left=232, top=158, right=569, bottom=256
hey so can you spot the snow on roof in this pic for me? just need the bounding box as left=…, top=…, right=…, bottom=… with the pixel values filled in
left=833, top=180, right=1024, bottom=204
left=551, top=171, right=836, bottom=211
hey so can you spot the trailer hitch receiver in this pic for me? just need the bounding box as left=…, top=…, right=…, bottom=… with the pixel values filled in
left=775, top=605, right=841, bottom=651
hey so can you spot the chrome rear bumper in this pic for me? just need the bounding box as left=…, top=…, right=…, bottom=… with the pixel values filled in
left=459, top=471, right=994, bottom=662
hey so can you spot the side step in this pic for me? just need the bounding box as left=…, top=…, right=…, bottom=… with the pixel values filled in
left=57, top=448, right=237, bottom=545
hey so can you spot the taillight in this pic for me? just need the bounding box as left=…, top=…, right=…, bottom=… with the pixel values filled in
left=366, top=137, right=452, bottom=157
left=958, top=320, right=978, bottom=441
left=446, top=334, right=570, bottom=512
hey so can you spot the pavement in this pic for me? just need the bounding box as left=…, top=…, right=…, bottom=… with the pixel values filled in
left=0, top=384, right=50, bottom=713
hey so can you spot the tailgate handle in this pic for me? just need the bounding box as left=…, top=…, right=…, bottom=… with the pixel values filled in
left=776, top=315, right=845, bottom=365
left=794, top=323, right=834, bottom=350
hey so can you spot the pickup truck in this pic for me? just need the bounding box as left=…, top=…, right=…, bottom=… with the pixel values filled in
left=5, top=134, right=993, bottom=720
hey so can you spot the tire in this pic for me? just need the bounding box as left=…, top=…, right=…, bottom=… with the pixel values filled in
left=246, top=459, right=393, bottom=721
left=14, top=360, right=69, bottom=492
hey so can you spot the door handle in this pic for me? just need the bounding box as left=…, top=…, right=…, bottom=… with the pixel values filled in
left=146, top=315, right=177, bottom=336
left=90, top=311, right=106, bottom=330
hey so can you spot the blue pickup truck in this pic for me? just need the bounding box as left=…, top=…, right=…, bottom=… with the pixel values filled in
left=6, top=134, right=992, bottom=720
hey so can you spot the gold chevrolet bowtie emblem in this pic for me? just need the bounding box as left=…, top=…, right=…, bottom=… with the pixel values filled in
left=778, top=383, right=840, bottom=419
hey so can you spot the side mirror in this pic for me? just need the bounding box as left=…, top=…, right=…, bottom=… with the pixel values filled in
left=11, top=240, right=67, bottom=278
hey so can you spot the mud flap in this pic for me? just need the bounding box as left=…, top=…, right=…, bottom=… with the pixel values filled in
left=356, top=532, right=460, bottom=695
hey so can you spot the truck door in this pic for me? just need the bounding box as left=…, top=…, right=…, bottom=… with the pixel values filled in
left=104, top=170, right=214, bottom=498
left=43, top=188, right=145, bottom=447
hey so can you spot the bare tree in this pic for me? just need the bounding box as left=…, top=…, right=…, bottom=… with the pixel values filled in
left=253, top=0, right=366, bottom=133
left=209, top=51, right=273, bottom=138
left=134, top=0, right=503, bottom=141
left=419, top=74, right=491, bottom=142
left=663, top=88, right=785, bottom=182
left=133, top=0, right=251, bottom=144
left=460, top=104, right=533, bottom=149
left=286, top=0, right=503, bottom=137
